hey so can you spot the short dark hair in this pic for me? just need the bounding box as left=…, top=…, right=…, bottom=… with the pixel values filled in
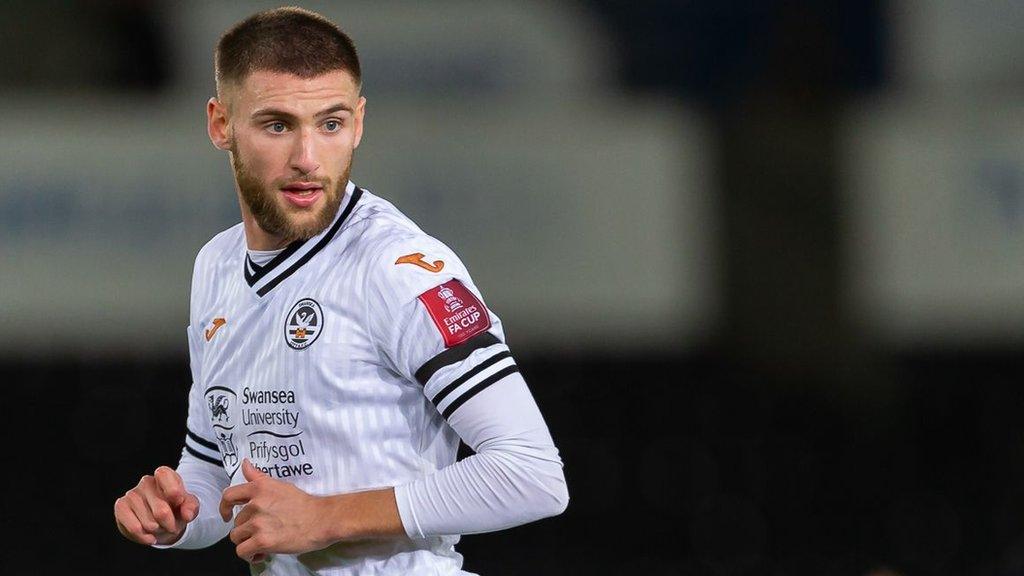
left=215, top=6, right=361, bottom=94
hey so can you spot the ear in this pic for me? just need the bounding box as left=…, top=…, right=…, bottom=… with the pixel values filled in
left=207, top=97, right=232, bottom=150
left=353, top=95, right=366, bottom=150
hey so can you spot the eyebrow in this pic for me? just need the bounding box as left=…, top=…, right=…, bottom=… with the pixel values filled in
left=251, top=103, right=352, bottom=121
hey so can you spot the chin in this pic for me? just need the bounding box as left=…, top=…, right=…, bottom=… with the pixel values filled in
left=285, top=213, right=330, bottom=239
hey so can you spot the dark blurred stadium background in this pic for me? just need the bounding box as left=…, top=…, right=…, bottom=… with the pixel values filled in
left=3, top=1, right=1024, bottom=575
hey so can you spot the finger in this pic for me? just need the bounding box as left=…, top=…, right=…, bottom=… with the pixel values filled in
left=252, top=553, right=267, bottom=564
left=233, top=502, right=258, bottom=527
left=236, top=533, right=270, bottom=563
left=114, top=498, right=139, bottom=536
left=220, top=484, right=255, bottom=522
left=142, top=484, right=178, bottom=534
left=241, top=459, right=267, bottom=482
left=114, top=497, right=157, bottom=545
left=125, top=490, right=161, bottom=535
left=179, top=492, right=200, bottom=523
left=154, top=466, right=185, bottom=507
left=229, top=518, right=258, bottom=545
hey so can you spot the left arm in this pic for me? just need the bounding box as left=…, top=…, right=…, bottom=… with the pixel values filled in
left=393, top=365, right=568, bottom=538
left=220, top=235, right=568, bottom=562
left=220, top=367, right=567, bottom=561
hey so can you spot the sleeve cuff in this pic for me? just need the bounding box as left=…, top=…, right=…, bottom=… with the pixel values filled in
left=393, top=483, right=423, bottom=539
left=149, top=520, right=194, bottom=550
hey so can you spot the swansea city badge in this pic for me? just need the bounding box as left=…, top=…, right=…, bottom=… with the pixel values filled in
left=284, top=298, right=323, bottom=350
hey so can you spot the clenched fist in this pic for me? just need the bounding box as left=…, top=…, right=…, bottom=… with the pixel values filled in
left=114, top=466, right=200, bottom=546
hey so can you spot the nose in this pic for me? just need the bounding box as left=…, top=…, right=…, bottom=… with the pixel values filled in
left=290, top=127, right=320, bottom=177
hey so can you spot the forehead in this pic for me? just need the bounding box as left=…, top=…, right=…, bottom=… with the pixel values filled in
left=232, top=69, right=359, bottom=111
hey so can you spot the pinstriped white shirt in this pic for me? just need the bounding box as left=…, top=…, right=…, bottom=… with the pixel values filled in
left=167, top=182, right=567, bottom=575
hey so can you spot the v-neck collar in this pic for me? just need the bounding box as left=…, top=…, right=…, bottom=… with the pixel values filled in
left=242, top=181, right=363, bottom=298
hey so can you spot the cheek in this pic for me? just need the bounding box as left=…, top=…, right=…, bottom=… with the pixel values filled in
left=328, top=135, right=357, bottom=162
left=309, top=141, right=351, bottom=173
left=237, top=135, right=289, bottom=175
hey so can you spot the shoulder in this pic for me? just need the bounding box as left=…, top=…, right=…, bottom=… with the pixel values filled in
left=347, top=189, right=472, bottom=300
left=191, top=222, right=244, bottom=281
left=187, top=222, right=243, bottom=325
left=346, top=188, right=427, bottom=246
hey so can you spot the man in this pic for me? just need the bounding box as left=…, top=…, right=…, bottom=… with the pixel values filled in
left=113, top=7, right=568, bottom=575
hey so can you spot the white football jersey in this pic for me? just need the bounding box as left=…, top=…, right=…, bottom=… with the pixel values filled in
left=172, top=181, right=557, bottom=575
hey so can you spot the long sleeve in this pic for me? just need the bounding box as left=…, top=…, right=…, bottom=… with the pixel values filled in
left=153, top=325, right=233, bottom=549
left=160, top=444, right=233, bottom=549
left=394, top=365, right=568, bottom=537
left=365, top=233, right=569, bottom=538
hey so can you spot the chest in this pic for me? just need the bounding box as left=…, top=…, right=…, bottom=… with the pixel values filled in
left=193, top=268, right=404, bottom=481
left=196, top=265, right=383, bottom=409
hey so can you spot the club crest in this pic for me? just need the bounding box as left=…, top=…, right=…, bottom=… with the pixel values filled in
left=204, top=385, right=240, bottom=477
left=285, top=298, right=323, bottom=350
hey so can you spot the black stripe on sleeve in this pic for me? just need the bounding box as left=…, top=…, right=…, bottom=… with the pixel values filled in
left=415, top=332, right=501, bottom=385
left=185, top=445, right=222, bottom=467
left=440, top=365, right=520, bottom=420
left=430, top=351, right=512, bottom=406
left=187, top=428, right=218, bottom=451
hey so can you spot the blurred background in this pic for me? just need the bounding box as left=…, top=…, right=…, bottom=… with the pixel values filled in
left=1, top=0, right=1023, bottom=574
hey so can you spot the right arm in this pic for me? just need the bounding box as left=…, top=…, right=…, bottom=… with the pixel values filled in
left=114, top=325, right=233, bottom=549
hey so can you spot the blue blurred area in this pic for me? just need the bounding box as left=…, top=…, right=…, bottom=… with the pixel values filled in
left=589, top=0, right=885, bottom=103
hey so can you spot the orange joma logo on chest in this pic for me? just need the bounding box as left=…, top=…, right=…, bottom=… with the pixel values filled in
left=205, top=317, right=227, bottom=341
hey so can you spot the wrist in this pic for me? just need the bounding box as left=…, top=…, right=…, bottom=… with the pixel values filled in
left=320, top=493, right=355, bottom=543
left=320, top=488, right=404, bottom=543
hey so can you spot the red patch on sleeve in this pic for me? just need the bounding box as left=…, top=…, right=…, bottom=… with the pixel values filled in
left=418, top=279, right=492, bottom=347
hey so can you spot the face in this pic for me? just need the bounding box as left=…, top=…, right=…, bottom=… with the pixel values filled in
left=207, top=69, right=365, bottom=248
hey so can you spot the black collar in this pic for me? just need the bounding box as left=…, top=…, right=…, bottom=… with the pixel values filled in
left=243, top=184, right=363, bottom=298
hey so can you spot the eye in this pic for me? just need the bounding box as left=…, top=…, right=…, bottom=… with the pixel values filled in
left=266, top=121, right=287, bottom=133
left=323, top=119, right=342, bottom=132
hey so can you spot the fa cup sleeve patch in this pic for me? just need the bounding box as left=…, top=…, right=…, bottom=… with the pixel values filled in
left=418, top=279, right=492, bottom=347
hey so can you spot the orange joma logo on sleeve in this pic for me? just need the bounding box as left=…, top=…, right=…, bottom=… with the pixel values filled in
left=204, top=317, right=226, bottom=342
left=395, top=252, right=445, bottom=273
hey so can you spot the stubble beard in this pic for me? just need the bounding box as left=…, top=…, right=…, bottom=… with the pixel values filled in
left=231, top=148, right=349, bottom=243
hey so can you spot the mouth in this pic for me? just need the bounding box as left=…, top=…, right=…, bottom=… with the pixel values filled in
left=280, top=183, right=324, bottom=208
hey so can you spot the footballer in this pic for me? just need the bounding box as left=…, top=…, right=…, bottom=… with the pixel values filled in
left=113, top=6, right=568, bottom=575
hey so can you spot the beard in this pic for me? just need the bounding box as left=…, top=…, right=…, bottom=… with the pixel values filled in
left=231, top=147, right=349, bottom=242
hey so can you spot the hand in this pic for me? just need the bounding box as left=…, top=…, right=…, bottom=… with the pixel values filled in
left=220, top=459, right=335, bottom=563
left=114, top=466, right=200, bottom=546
